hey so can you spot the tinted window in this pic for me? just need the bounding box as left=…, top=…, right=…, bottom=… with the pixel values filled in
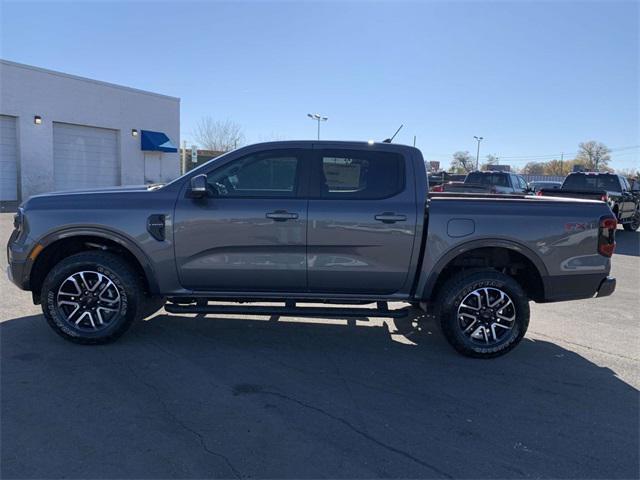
left=517, top=176, right=528, bottom=189
left=563, top=174, right=622, bottom=192
left=621, top=177, right=630, bottom=190
left=207, top=151, right=300, bottom=197
left=317, top=150, right=404, bottom=199
left=466, top=172, right=509, bottom=187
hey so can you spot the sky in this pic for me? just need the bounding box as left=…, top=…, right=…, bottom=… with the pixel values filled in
left=1, top=0, right=638, bottom=170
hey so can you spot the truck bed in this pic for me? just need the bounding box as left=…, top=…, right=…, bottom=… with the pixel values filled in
left=538, top=188, right=606, bottom=202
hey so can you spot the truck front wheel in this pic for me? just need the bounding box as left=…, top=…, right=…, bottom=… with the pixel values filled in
left=623, top=209, right=640, bottom=231
left=40, top=252, right=143, bottom=344
left=436, top=270, right=530, bottom=358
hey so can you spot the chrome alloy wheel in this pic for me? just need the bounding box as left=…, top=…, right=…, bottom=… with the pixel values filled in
left=56, top=271, right=121, bottom=331
left=457, top=287, right=516, bottom=345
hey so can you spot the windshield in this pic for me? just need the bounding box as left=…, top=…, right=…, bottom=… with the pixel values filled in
left=159, top=149, right=235, bottom=189
left=563, top=174, right=621, bottom=192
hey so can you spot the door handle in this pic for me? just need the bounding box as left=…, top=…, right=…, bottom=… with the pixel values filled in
left=374, top=213, right=407, bottom=224
left=266, top=210, right=299, bottom=221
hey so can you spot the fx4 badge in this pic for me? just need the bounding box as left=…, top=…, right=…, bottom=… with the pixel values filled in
left=565, top=222, right=587, bottom=232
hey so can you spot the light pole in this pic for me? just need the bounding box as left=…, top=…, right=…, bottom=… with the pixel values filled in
left=474, top=136, right=484, bottom=170
left=307, top=113, right=328, bottom=140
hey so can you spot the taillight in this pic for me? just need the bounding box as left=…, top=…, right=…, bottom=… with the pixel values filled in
left=431, top=184, right=444, bottom=192
left=536, top=190, right=543, bottom=196
left=600, top=193, right=607, bottom=202
left=598, top=216, right=617, bottom=257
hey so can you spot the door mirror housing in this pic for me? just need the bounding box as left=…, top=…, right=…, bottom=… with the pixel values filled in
left=189, top=174, right=208, bottom=198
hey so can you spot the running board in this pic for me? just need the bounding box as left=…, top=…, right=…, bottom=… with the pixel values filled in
left=164, top=301, right=409, bottom=318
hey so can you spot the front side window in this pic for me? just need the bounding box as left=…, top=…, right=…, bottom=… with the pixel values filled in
left=317, top=150, right=404, bottom=199
left=517, top=176, right=528, bottom=189
left=207, top=151, right=300, bottom=197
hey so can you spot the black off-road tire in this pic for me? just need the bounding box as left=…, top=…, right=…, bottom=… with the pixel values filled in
left=622, top=210, right=640, bottom=231
left=436, top=269, right=530, bottom=358
left=41, top=251, right=143, bottom=344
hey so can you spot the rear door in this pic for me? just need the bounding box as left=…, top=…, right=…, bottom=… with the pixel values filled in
left=307, top=147, right=418, bottom=294
left=619, top=176, right=636, bottom=220
left=174, top=148, right=311, bottom=292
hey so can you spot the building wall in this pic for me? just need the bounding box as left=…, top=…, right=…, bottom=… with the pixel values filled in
left=0, top=60, right=180, bottom=200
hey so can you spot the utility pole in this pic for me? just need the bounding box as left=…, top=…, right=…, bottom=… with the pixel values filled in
left=474, top=136, right=484, bottom=170
left=307, top=113, right=328, bottom=140
left=181, top=140, right=187, bottom=174
left=560, top=152, right=564, bottom=175
left=413, top=135, right=416, bottom=147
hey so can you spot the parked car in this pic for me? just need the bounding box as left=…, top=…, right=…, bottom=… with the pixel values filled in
left=427, top=171, right=465, bottom=189
left=431, top=171, right=531, bottom=194
left=529, top=180, right=563, bottom=193
left=539, top=172, right=640, bottom=231
left=7, top=141, right=617, bottom=358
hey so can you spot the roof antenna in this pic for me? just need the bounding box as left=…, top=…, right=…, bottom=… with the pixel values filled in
left=383, top=124, right=403, bottom=143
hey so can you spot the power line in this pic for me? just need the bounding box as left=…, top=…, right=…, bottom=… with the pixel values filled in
left=421, top=145, right=639, bottom=162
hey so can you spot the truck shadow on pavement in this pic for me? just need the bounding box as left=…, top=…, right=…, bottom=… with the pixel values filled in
left=615, top=229, right=640, bottom=257
left=1, top=312, right=638, bottom=479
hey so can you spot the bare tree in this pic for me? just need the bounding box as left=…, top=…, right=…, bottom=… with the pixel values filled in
left=449, top=151, right=475, bottom=173
left=575, top=141, right=611, bottom=171
left=522, top=161, right=547, bottom=175
left=193, top=117, right=245, bottom=152
left=481, top=154, right=499, bottom=171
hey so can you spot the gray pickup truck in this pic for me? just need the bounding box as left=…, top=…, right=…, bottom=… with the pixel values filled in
left=7, top=141, right=617, bottom=358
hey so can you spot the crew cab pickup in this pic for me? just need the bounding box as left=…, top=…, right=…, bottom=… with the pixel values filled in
left=7, top=141, right=617, bottom=358
left=539, top=172, right=640, bottom=231
left=431, top=171, right=531, bottom=195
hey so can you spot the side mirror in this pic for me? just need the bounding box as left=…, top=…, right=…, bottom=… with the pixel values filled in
left=188, top=174, right=208, bottom=199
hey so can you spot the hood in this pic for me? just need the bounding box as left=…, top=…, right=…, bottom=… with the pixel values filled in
left=33, top=184, right=162, bottom=197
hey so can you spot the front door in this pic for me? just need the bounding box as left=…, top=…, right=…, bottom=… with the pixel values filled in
left=174, top=148, right=310, bottom=292
left=307, top=148, right=418, bottom=294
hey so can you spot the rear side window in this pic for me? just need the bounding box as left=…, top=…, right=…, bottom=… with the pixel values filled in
left=316, top=150, right=405, bottom=199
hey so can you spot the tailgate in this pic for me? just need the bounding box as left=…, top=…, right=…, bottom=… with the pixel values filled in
left=539, top=189, right=605, bottom=201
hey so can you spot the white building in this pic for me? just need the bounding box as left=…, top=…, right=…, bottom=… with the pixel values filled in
left=0, top=60, right=180, bottom=210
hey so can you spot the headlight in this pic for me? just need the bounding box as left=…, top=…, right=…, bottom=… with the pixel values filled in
left=13, top=207, right=23, bottom=231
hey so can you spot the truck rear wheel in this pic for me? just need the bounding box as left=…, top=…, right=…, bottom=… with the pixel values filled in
left=40, top=252, right=143, bottom=344
left=623, top=210, right=640, bottom=231
left=436, top=270, right=530, bottom=358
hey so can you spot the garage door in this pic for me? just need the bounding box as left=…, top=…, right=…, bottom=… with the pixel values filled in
left=0, top=115, right=18, bottom=202
left=53, top=123, right=119, bottom=191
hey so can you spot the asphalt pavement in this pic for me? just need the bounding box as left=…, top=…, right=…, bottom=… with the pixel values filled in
left=1, top=213, right=638, bottom=479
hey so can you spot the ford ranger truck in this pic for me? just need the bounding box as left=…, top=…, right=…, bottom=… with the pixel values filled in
left=6, top=141, right=617, bottom=358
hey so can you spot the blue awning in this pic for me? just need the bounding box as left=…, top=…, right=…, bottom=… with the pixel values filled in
left=140, top=130, right=178, bottom=152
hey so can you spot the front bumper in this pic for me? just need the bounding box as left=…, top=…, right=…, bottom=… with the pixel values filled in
left=595, top=276, right=616, bottom=298
left=6, top=232, right=31, bottom=290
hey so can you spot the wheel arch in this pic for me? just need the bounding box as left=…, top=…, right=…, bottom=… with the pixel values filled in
left=29, top=227, right=159, bottom=302
left=420, top=239, right=548, bottom=303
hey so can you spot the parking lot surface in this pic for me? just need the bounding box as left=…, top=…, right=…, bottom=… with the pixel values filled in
left=1, top=212, right=638, bottom=479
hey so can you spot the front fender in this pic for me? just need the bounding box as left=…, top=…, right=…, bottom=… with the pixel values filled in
left=32, top=226, right=160, bottom=294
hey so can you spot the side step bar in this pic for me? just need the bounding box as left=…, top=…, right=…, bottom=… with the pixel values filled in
left=164, top=301, right=409, bottom=318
